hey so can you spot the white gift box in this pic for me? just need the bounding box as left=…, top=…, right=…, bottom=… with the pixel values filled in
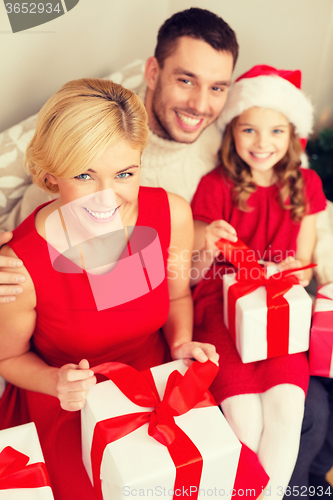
left=223, top=272, right=312, bottom=363
left=82, top=360, right=241, bottom=500
left=0, top=422, right=54, bottom=499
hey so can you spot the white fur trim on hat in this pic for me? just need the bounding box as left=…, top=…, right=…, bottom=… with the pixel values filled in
left=218, top=75, right=313, bottom=138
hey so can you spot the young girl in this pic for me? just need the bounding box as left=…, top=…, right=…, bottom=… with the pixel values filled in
left=191, top=65, right=327, bottom=498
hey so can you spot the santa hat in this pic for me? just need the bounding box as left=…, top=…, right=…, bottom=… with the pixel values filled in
left=218, top=65, right=313, bottom=143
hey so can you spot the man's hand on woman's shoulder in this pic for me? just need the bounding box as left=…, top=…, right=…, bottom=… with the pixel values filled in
left=0, top=232, right=26, bottom=303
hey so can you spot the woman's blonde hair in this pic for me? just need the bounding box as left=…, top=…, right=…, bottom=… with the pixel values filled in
left=219, top=117, right=306, bottom=222
left=26, top=78, right=149, bottom=193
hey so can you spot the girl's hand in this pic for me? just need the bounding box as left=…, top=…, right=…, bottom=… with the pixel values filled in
left=171, top=341, right=219, bottom=367
left=205, top=220, right=237, bottom=256
left=276, top=256, right=310, bottom=287
left=57, top=359, right=96, bottom=411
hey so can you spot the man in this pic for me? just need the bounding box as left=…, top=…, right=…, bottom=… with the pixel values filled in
left=0, top=7, right=332, bottom=495
left=0, top=7, right=237, bottom=300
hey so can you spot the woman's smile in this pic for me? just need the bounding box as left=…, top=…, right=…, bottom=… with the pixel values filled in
left=83, top=205, right=119, bottom=222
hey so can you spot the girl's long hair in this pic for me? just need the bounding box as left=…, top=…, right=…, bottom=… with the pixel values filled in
left=219, top=117, right=306, bottom=222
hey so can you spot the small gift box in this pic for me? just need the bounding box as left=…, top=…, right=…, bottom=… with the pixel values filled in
left=309, top=283, right=333, bottom=377
left=0, top=422, right=54, bottom=499
left=217, top=238, right=313, bottom=364
left=81, top=360, right=242, bottom=500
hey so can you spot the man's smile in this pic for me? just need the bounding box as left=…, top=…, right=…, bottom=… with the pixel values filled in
left=175, top=111, right=204, bottom=130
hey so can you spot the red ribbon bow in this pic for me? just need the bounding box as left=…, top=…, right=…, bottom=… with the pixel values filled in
left=0, top=446, right=50, bottom=490
left=90, top=360, right=218, bottom=500
left=216, top=238, right=315, bottom=359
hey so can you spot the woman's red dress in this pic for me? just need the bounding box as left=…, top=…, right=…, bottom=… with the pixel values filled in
left=0, top=186, right=269, bottom=499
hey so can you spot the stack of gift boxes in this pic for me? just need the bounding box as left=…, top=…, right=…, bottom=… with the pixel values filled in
left=218, top=237, right=333, bottom=373
left=1, top=362, right=245, bottom=500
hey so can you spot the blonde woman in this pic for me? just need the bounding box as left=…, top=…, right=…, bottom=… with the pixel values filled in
left=0, top=79, right=218, bottom=499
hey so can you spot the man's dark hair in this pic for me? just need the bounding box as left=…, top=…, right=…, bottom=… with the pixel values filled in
left=154, top=8, right=239, bottom=68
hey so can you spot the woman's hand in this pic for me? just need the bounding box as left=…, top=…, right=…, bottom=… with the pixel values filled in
left=171, top=341, right=219, bottom=367
left=276, top=256, right=310, bottom=287
left=57, top=359, right=96, bottom=411
left=205, top=220, right=237, bottom=257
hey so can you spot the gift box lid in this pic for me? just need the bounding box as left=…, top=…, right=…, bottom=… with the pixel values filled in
left=0, top=422, right=44, bottom=464
left=0, top=422, right=54, bottom=499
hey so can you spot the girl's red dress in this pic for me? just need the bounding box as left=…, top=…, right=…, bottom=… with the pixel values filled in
left=0, top=186, right=269, bottom=499
left=191, top=167, right=327, bottom=405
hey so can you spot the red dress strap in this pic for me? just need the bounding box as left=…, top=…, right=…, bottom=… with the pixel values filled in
left=137, top=186, right=171, bottom=263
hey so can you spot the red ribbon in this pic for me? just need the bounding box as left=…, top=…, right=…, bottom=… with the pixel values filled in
left=0, top=446, right=50, bottom=490
left=90, top=361, right=218, bottom=500
left=216, top=238, right=315, bottom=359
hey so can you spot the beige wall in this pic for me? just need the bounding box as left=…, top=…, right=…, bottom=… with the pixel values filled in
left=1, top=0, right=332, bottom=134
left=0, top=0, right=167, bottom=131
